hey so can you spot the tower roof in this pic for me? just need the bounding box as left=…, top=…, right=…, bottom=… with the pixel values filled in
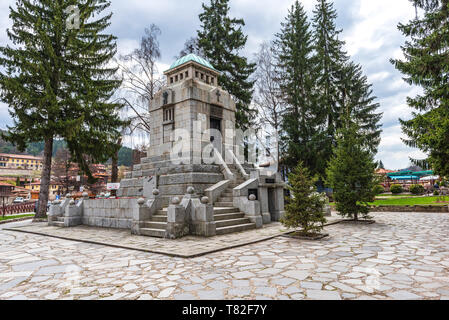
left=165, top=54, right=217, bottom=73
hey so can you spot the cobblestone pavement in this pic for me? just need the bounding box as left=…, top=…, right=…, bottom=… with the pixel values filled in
left=1, top=212, right=449, bottom=300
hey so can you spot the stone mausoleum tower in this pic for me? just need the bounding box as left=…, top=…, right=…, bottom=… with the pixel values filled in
left=116, top=54, right=286, bottom=238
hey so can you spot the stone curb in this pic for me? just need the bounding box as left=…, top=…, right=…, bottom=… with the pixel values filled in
left=0, top=217, right=34, bottom=225
left=4, top=219, right=343, bottom=259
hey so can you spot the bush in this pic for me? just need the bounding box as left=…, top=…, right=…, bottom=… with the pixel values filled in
left=281, top=162, right=326, bottom=235
left=409, top=184, right=425, bottom=195
left=373, top=185, right=385, bottom=195
left=390, top=184, right=403, bottom=194
left=434, top=190, right=440, bottom=196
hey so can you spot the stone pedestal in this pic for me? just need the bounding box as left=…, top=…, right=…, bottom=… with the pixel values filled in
left=190, top=197, right=216, bottom=237
left=166, top=198, right=189, bottom=239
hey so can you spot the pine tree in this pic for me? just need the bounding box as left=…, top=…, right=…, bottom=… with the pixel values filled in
left=335, top=62, right=383, bottom=153
left=281, top=162, right=326, bottom=235
left=312, top=0, right=348, bottom=166
left=273, top=1, right=322, bottom=176
left=197, top=0, right=256, bottom=130
left=391, top=0, right=449, bottom=177
left=378, top=160, right=385, bottom=170
left=326, top=115, right=377, bottom=221
left=0, top=0, right=127, bottom=218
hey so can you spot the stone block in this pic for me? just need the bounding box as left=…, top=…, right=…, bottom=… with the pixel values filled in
left=168, top=205, right=187, bottom=223
left=166, top=222, right=189, bottom=239
left=190, top=221, right=216, bottom=237
left=119, top=198, right=129, bottom=209
left=102, top=218, right=111, bottom=228
left=117, top=219, right=129, bottom=229
left=261, top=212, right=271, bottom=224
left=193, top=204, right=214, bottom=222
left=64, top=217, right=82, bottom=227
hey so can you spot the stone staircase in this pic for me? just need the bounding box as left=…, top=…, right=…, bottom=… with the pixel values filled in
left=139, top=208, right=168, bottom=238
left=212, top=165, right=256, bottom=234
left=51, top=216, right=65, bottom=227
left=139, top=164, right=256, bottom=238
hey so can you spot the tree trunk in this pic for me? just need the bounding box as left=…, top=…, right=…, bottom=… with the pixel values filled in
left=111, top=138, right=122, bottom=183
left=36, top=137, right=53, bottom=219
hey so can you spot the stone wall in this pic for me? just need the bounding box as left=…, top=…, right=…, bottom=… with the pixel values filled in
left=82, top=198, right=137, bottom=229
left=370, top=205, right=449, bottom=213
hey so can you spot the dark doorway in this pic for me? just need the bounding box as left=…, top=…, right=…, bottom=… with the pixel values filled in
left=210, top=117, right=221, bottom=132
left=209, top=117, right=222, bottom=159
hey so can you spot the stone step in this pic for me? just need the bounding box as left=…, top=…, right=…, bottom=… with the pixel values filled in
left=222, top=192, right=233, bottom=197
left=214, top=202, right=234, bottom=207
left=216, top=223, right=256, bottom=235
left=140, top=228, right=166, bottom=238
left=143, top=221, right=167, bottom=230
left=214, top=212, right=245, bottom=221
left=218, top=197, right=233, bottom=202
left=51, top=221, right=65, bottom=227
left=57, top=217, right=64, bottom=222
left=156, top=209, right=168, bottom=216
left=215, top=217, right=251, bottom=228
left=151, top=215, right=167, bottom=222
left=213, top=207, right=240, bottom=214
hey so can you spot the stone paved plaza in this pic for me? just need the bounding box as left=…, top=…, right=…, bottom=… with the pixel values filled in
left=1, top=211, right=449, bottom=300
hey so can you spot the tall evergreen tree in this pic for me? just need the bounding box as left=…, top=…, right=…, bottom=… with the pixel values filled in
left=391, top=0, right=449, bottom=177
left=326, top=115, right=377, bottom=221
left=274, top=1, right=323, bottom=176
left=0, top=0, right=127, bottom=218
left=197, top=0, right=256, bottom=130
left=312, top=0, right=348, bottom=159
left=335, top=62, right=383, bottom=153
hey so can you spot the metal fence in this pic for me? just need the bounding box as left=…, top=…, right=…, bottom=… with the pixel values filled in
left=0, top=201, right=36, bottom=216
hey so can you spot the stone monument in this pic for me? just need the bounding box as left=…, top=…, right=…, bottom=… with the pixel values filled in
left=49, top=54, right=285, bottom=239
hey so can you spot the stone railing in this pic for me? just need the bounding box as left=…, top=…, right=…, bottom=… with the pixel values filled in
left=213, top=149, right=234, bottom=181
left=232, top=178, right=263, bottom=228
left=226, top=149, right=249, bottom=179
left=204, top=180, right=230, bottom=205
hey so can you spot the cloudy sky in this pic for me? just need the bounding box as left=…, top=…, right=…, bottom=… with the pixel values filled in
left=0, top=0, right=426, bottom=170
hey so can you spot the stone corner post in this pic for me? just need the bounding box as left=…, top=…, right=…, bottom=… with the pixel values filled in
left=166, top=196, right=189, bottom=239
left=190, top=196, right=216, bottom=237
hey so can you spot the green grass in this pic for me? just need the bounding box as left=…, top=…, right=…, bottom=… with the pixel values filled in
left=369, top=196, right=449, bottom=206
left=376, top=194, right=421, bottom=198
left=0, top=214, right=35, bottom=221
left=329, top=196, right=449, bottom=207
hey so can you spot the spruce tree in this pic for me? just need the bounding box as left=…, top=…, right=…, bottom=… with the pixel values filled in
left=0, top=0, right=127, bottom=218
left=391, top=0, right=449, bottom=177
left=197, top=0, right=256, bottom=130
left=273, top=1, right=322, bottom=176
left=335, top=62, right=383, bottom=153
left=326, top=115, right=377, bottom=221
left=312, top=0, right=348, bottom=165
left=281, top=162, right=326, bottom=236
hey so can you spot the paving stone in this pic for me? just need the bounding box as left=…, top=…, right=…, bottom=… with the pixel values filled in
left=306, top=290, right=341, bottom=300
left=282, top=270, right=310, bottom=281
left=233, top=271, right=255, bottom=279
left=2, top=212, right=449, bottom=300
left=197, top=290, right=224, bottom=300
left=228, top=288, right=251, bottom=296
left=272, top=278, right=296, bottom=286
left=388, top=290, right=421, bottom=300
left=255, top=286, right=277, bottom=296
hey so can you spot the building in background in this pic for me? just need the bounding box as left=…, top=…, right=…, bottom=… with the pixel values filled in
left=0, top=153, right=43, bottom=170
